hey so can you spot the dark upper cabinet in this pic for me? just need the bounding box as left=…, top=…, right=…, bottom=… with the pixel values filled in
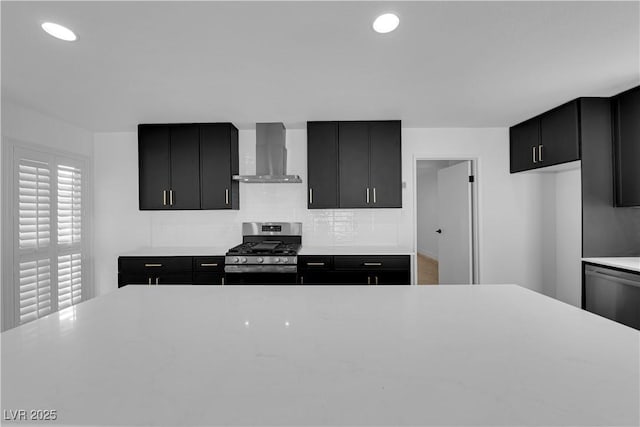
left=139, top=125, right=171, bottom=209
left=369, top=121, right=402, bottom=207
left=339, top=122, right=371, bottom=208
left=539, top=100, right=580, bottom=166
left=612, top=86, right=640, bottom=207
left=169, top=125, right=201, bottom=209
left=138, top=122, right=238, bottom=210
left=200, top=124, right=239, bottom=209
left=510, top=119, right=540, bottom=173
left=307, top=122, right=339, bottom=208
left=509, top=100, right=581, bottom=173
left=308, top=120, right=402, bottom=209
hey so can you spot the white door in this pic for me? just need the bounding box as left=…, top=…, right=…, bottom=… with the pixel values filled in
left=437, top=161, right=473, bottom=284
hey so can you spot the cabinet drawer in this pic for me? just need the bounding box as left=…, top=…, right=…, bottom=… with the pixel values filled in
left=194, top=257, right=225, bottom=272
left=334, top=255, right=409, bottom=270
left=298, top=256, right=333, bottom=270
left=119, top=256, right=192, bottom=274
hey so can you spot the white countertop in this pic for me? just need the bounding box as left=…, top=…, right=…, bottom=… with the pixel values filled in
left=582, top=257, right=640, bottom=273
left=299, top=246, right=414, bottom=255
left=120, top=246, right=415, bottom=257
left=119, top=246, right=229, bottom=256
left=3, top=285, right=638, bottom=426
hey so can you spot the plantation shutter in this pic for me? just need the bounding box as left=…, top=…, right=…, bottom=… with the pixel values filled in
left=13, top=148, right=86, bottom=326
left=17, top=158, right=53, bottom=323
left=57, top=165, right=82, bottom=245
left=57, top=164, right=83, bottom=310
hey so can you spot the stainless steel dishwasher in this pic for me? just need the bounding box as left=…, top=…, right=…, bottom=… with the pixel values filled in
left=584, top=264, right=640, bottom=330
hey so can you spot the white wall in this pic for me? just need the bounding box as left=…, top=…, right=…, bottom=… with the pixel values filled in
left=416, top=161, right=452, bottom=260
left=536, top=167, right=582, bottom=307
left=1, top=101, right=94, bottom=330
left=93, top=127, right=552, bottom=296
left=416, top=167, right=439, bottom=259
left=1, top=102, right=94, bottom=157
left=554, top=169, right=582, bottom=306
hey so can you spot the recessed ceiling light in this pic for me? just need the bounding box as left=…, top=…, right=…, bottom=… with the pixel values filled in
left=373, top=13, right=400, bottom=34
left=41, top=22, right=77, bottom=41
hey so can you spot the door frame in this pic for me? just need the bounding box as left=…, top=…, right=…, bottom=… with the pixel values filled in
left=412, top=157, right=480, bottom=285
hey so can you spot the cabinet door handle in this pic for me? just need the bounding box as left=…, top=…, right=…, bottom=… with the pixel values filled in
left=155, top=277, right=159, bottom=286
left=300, top=276, right=304, bottom=285
left=373, top=187, right=377, bottom=204
left=366, top=188, right=370, bottom=204
left=363, top=262, right=382, bottom=267
left=367, top=276, right=371, bottom=285
left=532, top=146, right=537, bottom=164
left=163, top=190, right=167, bottom=206
left=309, top=188, right=313, bottom=205
left=225, top=188, right=229, bottom=205
left=538, top=145, right=543, bottom=162
left=375, top=275, right=379, bottom=285
left=221, top=277, right=225, bottom=286
left=307, top=262, right=325, bottom=266
left=144, top=263, right=163, bottom=267
left=148, top=277, right=152, bottom=286
left=200, top=263, right=218, bottom=267
left=169, top=190, right=174, bottom=206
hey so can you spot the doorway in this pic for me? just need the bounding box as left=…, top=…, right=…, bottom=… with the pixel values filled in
left=415, top=159, right=477, bottom=285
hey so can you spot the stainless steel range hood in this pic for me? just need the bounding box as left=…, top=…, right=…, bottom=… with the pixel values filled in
left=233, top=122, right=302, bottom=183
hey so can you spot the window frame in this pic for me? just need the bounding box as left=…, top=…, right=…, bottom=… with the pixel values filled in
left=2, top=139, right=93, bottom=331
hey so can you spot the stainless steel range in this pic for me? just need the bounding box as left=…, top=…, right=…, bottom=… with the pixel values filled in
left=225, top=222, right=302, bottom=284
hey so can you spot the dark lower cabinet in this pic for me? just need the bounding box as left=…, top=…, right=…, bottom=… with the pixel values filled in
left=612, top=85, right=640, bottom=207
left=298, top=255, right=410, bottom=285
left=118, top=256, right=193, bottom=287
left=583, top=263, right=640, bottom=330
left=119, top=254, right=410, bottom=287
left=192, top=256, right=226, bottom=285
left=118, top=256, right=224, bottom=287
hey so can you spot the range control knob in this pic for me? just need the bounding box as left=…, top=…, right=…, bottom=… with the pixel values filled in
left=241, top=257, right=248, bottom=264
left=233, top=257, right=239, bottom=264
left=274, top=257, right=281, bottom=263
left=281, top=257, right=289, bottom=264
left=256, top=257, right=263, bottom=264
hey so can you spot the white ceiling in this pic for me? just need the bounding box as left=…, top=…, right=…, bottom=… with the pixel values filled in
left=2, top=1, right=638, bottom=132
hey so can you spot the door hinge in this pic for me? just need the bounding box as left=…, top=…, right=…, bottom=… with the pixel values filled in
left=469, top=175, right=475, bottom=183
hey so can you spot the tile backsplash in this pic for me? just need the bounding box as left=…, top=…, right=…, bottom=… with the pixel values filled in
left=149, top=129, right=410, bottom=249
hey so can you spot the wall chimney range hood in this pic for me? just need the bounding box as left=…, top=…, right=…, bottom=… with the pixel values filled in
left=233, top=122, right=302, bottom=183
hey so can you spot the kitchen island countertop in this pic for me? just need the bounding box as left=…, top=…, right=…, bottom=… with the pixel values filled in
left=2, top=284, right=638, bottom=426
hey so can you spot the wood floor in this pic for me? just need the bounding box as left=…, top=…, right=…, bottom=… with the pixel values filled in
left=417, top=253, right=439, bottom=285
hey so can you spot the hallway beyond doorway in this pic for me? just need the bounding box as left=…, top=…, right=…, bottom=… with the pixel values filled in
left=417, top=253, right=438, bottom=284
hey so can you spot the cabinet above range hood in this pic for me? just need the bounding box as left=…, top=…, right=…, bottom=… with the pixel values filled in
left=233, top=122, right=302, bottom=183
